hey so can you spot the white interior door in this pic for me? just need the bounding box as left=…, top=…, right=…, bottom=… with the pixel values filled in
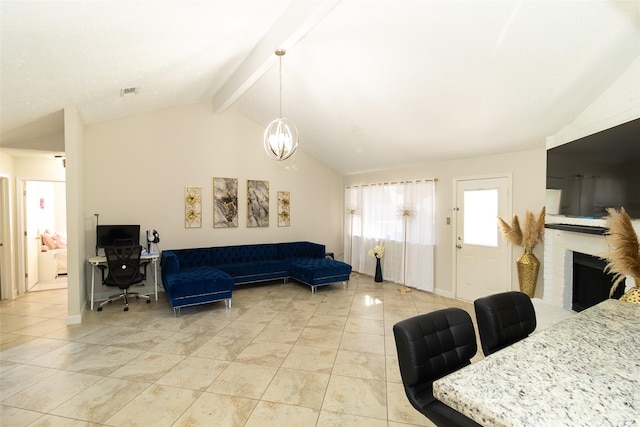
left=455, top=176, right=510, bottom=302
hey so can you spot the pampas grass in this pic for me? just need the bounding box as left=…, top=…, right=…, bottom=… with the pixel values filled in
left=498, top=207, right=545, bottom=250
left=603, top=207, right=640, bottom=295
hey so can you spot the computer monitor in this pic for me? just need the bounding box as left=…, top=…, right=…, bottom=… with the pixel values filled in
left=96, top=225, right=141, bottom=248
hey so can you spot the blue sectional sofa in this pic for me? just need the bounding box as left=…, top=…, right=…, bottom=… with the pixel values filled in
left=161, top=241, right=352, bottom=315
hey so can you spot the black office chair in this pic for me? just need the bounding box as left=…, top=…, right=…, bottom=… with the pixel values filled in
left=98, top=245, right=150, bottom=312
left=97, top=238, right=138, bottom=284
left=474, top=291, right=536, bottom=356
left=393, top=308, right=482, bottom=427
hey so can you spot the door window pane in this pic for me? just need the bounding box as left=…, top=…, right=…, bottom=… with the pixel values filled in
left=464, top=189, right=498, bottom=247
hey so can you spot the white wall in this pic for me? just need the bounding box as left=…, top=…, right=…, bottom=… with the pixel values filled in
left=11, top=156, right=66, bottom=181
left=65, top=106, right=86, bottom=323
left=83, top=102, right=344, bottom=256
left=344, top=148, right=546, bottom=298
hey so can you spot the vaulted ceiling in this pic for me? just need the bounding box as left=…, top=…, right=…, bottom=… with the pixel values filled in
left=1, top=1, right=639, bottom=174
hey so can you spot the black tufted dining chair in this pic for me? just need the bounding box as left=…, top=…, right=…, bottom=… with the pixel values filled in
left=474, top=291, right=537, bottom=356
left=393, top=308, right=482, bottom=427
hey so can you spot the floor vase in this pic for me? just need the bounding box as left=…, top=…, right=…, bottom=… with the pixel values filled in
left=620, top=286, right=640, bottom=304
left=517, top=248, right=539, bottom=298
left=375, top=257, right=383, bottom=282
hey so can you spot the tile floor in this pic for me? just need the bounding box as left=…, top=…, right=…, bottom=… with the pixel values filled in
left=0, top=274, right=486, bottom=426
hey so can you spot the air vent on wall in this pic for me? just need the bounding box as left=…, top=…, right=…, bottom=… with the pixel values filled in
left=120, top=87, right=138, bottom=97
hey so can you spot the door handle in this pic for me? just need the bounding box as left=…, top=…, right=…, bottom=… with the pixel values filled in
left=456, top=244, right=462, bottom=249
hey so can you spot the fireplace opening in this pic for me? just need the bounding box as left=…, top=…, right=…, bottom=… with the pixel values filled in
left=572, top=252, right=624, bottom=312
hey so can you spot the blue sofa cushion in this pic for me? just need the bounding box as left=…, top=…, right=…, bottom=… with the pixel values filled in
left=174, top=248, right=212, bottom=269
left=278, top=241, right=325, bottom=259
left=217, top=260, right=289, bottom=283
left=211, top=244, right=279, bottom=265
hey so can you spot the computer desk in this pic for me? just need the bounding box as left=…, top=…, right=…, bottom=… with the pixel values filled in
left=87, top=252, right=159, bottom=310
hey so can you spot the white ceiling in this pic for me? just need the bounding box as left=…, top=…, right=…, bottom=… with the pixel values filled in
left=1, top=1, right=639, bottom=174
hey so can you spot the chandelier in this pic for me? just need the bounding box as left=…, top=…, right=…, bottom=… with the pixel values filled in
left=264, top=49, right=298, bottom=160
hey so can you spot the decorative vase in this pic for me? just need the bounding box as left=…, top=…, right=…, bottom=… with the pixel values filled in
left=620, top=286, right=640, bottom=304
left=517, top=248, right=539, bottom=298
left=375, top=257, right=383, bottom=282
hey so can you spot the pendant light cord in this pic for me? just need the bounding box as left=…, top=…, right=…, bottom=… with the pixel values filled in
left=279, top=53, right=283, bottom=119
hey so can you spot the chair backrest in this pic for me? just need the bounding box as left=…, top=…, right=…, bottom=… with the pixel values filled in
left=474, top=291, right=537, bottom=356
left=393, top=308, right=477, bottom=395
left=104, top=245, right=144, bottom=289
left=113, top=238, right=135, bottom=246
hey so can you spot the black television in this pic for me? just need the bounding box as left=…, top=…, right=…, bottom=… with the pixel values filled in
left=96, top=224, right=141, bottom=248
left=546, top=118, right=640, bottom=219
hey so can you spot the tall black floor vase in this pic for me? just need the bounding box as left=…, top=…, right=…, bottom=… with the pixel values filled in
left=375, top=257, right=383, bottom=282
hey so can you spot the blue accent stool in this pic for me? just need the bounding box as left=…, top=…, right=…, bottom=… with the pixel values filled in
left=161, top=241, right=352, bottom=315
left=290, top=258, right=352, bottom=294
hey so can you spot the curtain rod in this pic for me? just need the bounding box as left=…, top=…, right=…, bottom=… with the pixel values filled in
left=345, top=178, right=438, bottom=189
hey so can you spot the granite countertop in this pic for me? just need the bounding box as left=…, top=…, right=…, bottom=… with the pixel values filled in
left=433, top=299, right=640, bottom=427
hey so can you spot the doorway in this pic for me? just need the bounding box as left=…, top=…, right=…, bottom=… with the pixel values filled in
left=455, top=175, right=511, bottom=302
left=19, top=180, right=67, bottom=293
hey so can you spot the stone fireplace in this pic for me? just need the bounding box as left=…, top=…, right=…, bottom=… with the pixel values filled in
left=571, top=251, right=623, bottom=311
left=543, top=217, right=634, bottom=310
left=544, top=218, right=608, bottom=310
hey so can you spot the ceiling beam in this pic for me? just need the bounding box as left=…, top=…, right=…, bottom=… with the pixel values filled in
left=211, top=1, right=340, bottom=113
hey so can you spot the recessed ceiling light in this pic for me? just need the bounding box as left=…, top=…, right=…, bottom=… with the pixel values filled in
left=120, top=87, right=138, bottom=97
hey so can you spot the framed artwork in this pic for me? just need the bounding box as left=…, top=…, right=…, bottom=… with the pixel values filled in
left=185, top=186, right=202, bottom=228
left=247, top=180, right=269, bottom=227
left=277, top=191, right=290, bottom=227
left=213, top=177, right=238, bottom=228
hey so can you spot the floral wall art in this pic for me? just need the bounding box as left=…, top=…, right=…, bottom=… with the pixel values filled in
left=213, top=177, right=238, bottom=228
left=185, top=186, right=202, bottom=228
left=277, top=191, right=290, bottom=227
left=247, top=180, right=269, bottom=227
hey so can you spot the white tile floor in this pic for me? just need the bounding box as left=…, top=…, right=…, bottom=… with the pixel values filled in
left=0, top=274, right=570, bottom=426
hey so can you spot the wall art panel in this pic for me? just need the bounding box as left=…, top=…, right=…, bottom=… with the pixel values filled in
left=213, top=177, right=238, bottom=228
left=185, top=186, right=202, bottom=228
left=278, top=191, right=290, bottom=227
left=247, top=180, right=269, bottom=227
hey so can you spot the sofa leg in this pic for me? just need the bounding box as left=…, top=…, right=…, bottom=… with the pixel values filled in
left=173, top=307, right=181, bottom=317
left=343, top=281, right=349, bottom=289
left=225, top=298, right=232, bottom=309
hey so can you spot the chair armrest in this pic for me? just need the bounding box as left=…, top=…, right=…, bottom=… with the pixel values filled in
left=161, top=251, right=180, bottom=278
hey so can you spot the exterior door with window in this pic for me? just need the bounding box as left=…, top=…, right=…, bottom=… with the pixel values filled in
left=455, top=176, right=510, bottom=302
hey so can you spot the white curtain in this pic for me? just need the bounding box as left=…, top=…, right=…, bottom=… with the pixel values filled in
left=344, top=180, right=435, bottom=291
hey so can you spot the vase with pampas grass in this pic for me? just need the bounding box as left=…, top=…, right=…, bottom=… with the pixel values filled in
left=602, top=207, right=640, bottom=304
left=498, top=207, right=546, bottom=298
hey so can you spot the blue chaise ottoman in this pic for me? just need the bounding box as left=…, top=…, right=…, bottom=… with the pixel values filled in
left=290, top=258, right=352, bottom=293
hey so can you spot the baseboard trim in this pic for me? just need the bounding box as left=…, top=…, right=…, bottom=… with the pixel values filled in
left=67, top=314, right=82, bottom=325
left=66, top=303, right=86, bottom=325
left=434, top=288, right=454, bottom=299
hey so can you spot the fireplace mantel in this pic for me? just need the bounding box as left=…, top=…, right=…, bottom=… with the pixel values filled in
left=545, top=223, right=607, bottom=235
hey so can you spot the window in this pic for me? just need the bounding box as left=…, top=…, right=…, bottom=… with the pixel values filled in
left=463, top=189, right=498, bottom=247
left=344, top=180, right=436, bottom=291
